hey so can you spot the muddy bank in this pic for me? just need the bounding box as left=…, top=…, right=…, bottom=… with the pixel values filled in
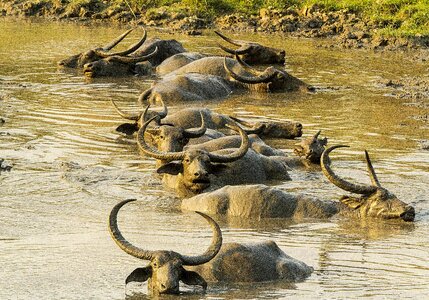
left=1, top=0, right=429, bottom=51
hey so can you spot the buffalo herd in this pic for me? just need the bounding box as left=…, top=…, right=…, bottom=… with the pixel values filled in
left=60, top=27, right=416, bottom=295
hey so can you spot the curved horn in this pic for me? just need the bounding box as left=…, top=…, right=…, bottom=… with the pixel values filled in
left=102, top=28, right=134, bottom=50
left=138, top=88, right=152, bottom=106
left=183, top=112, right=207, bottom=138
left=181, top=212, right=222, bottom=266
left=321, top=145, right=377, bottom=195
left=224, top=57, right=276, bottom=84
left=218, top=43, right=237, bottom=55
left=207, top=122, right=249, bottom=163
left=96, top=28, right=147, bottom=57
left=137, top=116, right=185, bottom=161
left=228, top=116, right=253, bottom=127
left=104, top=46, right=158, bottom=64
left=214, top=30, right=242, bottom=46
left=108, top=199, right=155, bottom=260
left=234, top=54, right=263, bottom=75
left=157, top=98, right=168, bottom=120
left=243, top=123, right=266, bottom=134
left=365, top=150, right=381, bottom=187
left=313, top=130, right=321, bottom=140
left=111, top=99, right=142, bottom=121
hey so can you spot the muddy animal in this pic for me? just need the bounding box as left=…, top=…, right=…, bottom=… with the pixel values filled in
left=109, top=199, right=222, bottom=294
left=138, top=117, right=291, bottom=198
left=112, top=99, right=302, bottom=139
left=167, top=55, right=310, bottom=92
left=321, top=145, right=415, bottom=221
left=283, top=130, right=328, bottom=168
left=215, top=30, right=286, bottom=64
left=182, top=145, right=415, bottom=222
left=83, top=37, right=186, bottom=77
left=188, top=240, right=313, bottom=283
left=140, top=72, right=233, bottom=103
left=58, top=28, right=147, bottom=68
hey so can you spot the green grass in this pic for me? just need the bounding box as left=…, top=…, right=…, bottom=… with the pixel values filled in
left=124, top=0, right=429, bottom=37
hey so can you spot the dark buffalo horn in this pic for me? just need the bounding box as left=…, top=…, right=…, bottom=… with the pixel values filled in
left=102, top=28, right=134, bottom=51
left=365, top=150, right=382, bottom=187
left=105, top=46, right=158, bottom=64
left=95, top=28, right=147, bottom=58
left=218, top=43, right=238, bottom=55
left=234, top=54, right=262, bottom=75
left=225, top=57, right=277, bottom=84
left=108, top=199, right=155, bottom=260
left=243, top=123, right=266, bottom=134
left=183, top=112, right=207, bottom=138
left=313, top=130, right=322, bottom=140
left=234, top=45, right=253, bottom=55
left=181, top=212, right=222, bottom=266
left=321, top=145, right=378, bottom=195
left=137, top=116, right=185, bottom=161
left=157, top=98, right=168, bottom=120
left=138, top=88, right=152, bottom=106
left=207, top=122, right=249, bottom=163
left=111, top=99, right=142, bottom=121
left=228, top=116, right=253, bottom=127
left=214, top=30, right=242, bottom=46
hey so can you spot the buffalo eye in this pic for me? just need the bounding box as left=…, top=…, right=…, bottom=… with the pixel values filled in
left=184, top=158, right=191, bottom=164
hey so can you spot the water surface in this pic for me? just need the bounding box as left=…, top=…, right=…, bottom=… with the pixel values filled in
left=0, top=19, right=428, bottom=299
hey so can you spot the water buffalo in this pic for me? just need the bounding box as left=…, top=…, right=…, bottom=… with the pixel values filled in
left=138, top=56, right=310, bottom=104
left=215, top=30, right=286, bottom=65
left=138, top=117, right=291, bottom=198
left=58, top=28, right=147, bottom=68
left=112, top=99, right=303, bottom=139
left=82, top=47, right=159, bottom=78
left=110, top=199, right=312, bottom=294
left=182, top=145, right=415, bottom=222
left=83, top=37, right=187, bottom=77
left=109, top=199, right=222, bottom=294
left=167, top=55, right=310, bottom=93
left=283, top=130, right=328, bottom=168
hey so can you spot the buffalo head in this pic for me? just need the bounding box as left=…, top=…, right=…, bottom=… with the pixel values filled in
left=294, top=130, right=328, bottom=163
left=224, top=54, right=311, bottom=92
left=58, top=28, right=147, bottom=68
left=109, top=199, right=222, bottom=294
left=321, top=145, right=415, bottom=222
left=215, top=31, right=285, bottom=64
left=229, top=116, right=303, bottom=139
left=83, top=47, right=158, bottom=78
left=137, top=116, right=250, bottom=194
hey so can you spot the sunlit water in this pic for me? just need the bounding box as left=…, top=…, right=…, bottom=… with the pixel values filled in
left=0, top=19, right=428, bottom=299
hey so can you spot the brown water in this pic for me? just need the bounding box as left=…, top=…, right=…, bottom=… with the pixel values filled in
left=0, top=19, right=428, bottom=300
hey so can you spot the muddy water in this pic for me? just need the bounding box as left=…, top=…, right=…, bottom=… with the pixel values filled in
left=0, top=19, right=428, bottom=299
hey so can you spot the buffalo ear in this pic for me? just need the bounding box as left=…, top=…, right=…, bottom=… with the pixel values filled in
left=181, top=269, right=207, bottom=290
left=157, top=162, right=183, bottom=175
left=340, top=196, right=364, bottom=209
left=210, top=163, right=228, bottom=175
left=126, top=267, right=152, bottom=284
left=116, top=123, right=139, bottom=135
left=321, top=137, right=328, bottom=146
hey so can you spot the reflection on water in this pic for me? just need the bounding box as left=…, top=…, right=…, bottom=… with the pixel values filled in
left=0, top=19, right=428, bottom=299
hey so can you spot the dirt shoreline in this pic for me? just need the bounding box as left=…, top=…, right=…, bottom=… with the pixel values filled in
left=1, top=0, right=429, bottom=52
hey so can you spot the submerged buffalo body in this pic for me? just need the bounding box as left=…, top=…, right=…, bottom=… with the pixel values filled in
left=182, top=146, right=415, bottom=222
left=109, top=199, right=222, bottom=294
left=188, top=240, right=313, bottom=283
left=156, top=52, right=206, bottom=76
left=114, top=99, right=302, bottom=139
